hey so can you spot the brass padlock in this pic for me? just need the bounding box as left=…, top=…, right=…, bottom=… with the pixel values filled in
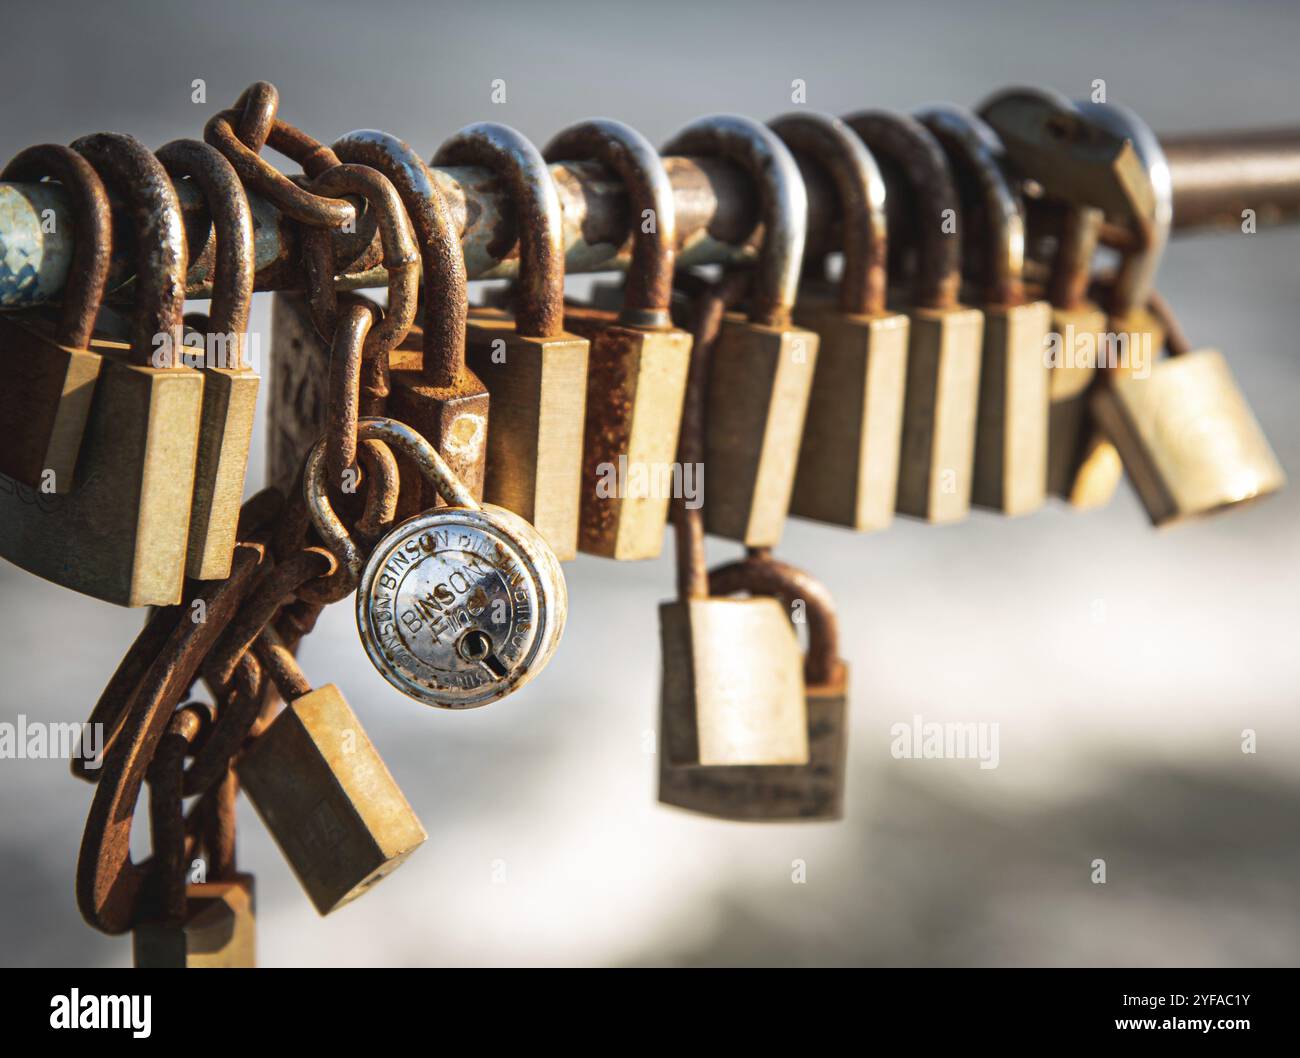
left=0, top=144, right=111, bottom=491
left=770, top=111, right=910, bottom=532
left=661, top=115, right=819, bottom=547
left=237, top=633, right=427, bottom=915
left=434, top=123, right=589, bottom=561
left=307, top=417, right=567, bottom=709
left=918, top=104, right=1052, bottom=516
left=157, top=138, right=260, bottom=581
left=844, top=111, right=985, bottom=523
left=543, top=119, right=692, bottom=560
left=1091, top=293, right=1285, bottom=525
left=334, top=129, right=491, bottom=509
left=660, top=553, right=848, bottom=821
left=0, top=133, right=204, bottom=607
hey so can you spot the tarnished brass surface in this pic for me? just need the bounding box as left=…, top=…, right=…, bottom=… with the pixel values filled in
left=132, top=874, right=256, bottom=968
left=187, top=364, right=259, bottom=579
left=1091, top=348, right=1286, bottom=525
left=1046, top=301, right=1107, bottom=499
left=268, top=292, right=329, bottom=497
left=238, top=683, right=427, bottom=916
left=659, top=597, right=808, bottom=768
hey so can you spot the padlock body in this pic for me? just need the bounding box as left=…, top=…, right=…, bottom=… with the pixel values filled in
left=238, top=684, right=427, bottom=915
left=703, top=315, right=819, bottom=546
left=1046, top=301, right=1108, bottom=499
left=895, top=305, right=984, bottom=523
left=659, top=597, right=809, bottom=767
left=268, top=292, right=330, bottom=497
left=971, top=300, right=1052, bottom=515
left=659, top=662, right=848, bottom=821
left=790, top=302, right=909, bottom=531
left=563, top=307, right=692, bottom=560
left=465, top=312, right=589, bottom=561
left=0, top=351, right=203, bottom=606
left=132, top=874, right=256, bottom=968
left=0, top=313, right=102, bottom=491
left=1091, top=348, right=1286, bottom=525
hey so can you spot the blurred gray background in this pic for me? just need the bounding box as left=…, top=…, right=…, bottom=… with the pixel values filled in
left=1, top=0, right=1298, bottom=967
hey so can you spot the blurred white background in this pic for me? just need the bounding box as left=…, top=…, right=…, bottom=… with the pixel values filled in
left=0, top=0, right=1297, bottom=967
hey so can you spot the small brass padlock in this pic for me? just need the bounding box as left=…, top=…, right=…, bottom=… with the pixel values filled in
left=543, top=119, right=692, bottom=560
left=770, top=111, right=910, bottom=533
left=660, top=553, right=848, bottom=821
left=845, top=111, right=985, bottom=524
left=0, top=144, right=111, bottom=491
left=435, top=123, right=589, bottom=561
left=307, top=417, right=567, bottom=709
left=918, top=104, right=1052, bottom=516
left=661, top=115, right=820, bottom=547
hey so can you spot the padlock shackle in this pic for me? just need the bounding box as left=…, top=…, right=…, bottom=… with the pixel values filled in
left=434, top=122, right=566, bottom=337
left=332, top=130, right=472, bottom=388
left=1048, top=205, right=1103, bottom=311
left=544, top=118, right=676, bottom=328
left=707, top=553, right=842, bottom=688
left=916, top=104, right=1027, bottom=308
left=769, top=111, right=889, bottom=318
left=662, top=115, right=808, bottom=328
left=0, top=144, right=112, bottom=349
left=842, top=110, right=964, bottom=311
left=147, top=703, right=210, bottom=922
left=70, top=132, right=187, bottom=367
left=156, top=139, right=255, bottom=367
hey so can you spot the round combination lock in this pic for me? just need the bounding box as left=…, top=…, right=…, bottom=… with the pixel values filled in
left=306, top=417, right=567, bottom=709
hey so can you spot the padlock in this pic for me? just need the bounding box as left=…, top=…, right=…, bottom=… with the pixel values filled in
left=333, top=129, right=490, bottom=509
left=237, top=631, right=427, bottom=915
left=434, top=123, right=589, bottom=561
left=770, top=111, right=909, bottom=532
left=267, top=291, right=331, bottom=497
left=661, top=115, right=819, bottom=547
left=918, top=104, right=1052, bottom=516
left=1090, top=292, right=1285, bottom=526
left=0, top=144, right=111, bottom=491
left=844, top=111, right=985, bottom=523
left=157, top=138, right=260, bottom=581
left=660, top=553, right=847, bottom=820
left=0, top=133, right=204, bottom=607
left=543, top=119, right=692, bottom=560
left=306, top=417, right=567, bottom=709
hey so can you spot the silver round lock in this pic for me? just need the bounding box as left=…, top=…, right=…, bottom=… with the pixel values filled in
left=306, top=417, right=567, bottom=709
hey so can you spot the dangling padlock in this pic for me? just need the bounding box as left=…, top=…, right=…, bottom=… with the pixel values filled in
left=542, top=119, right=693, bottom=560
left=769, top=111, right=910, bottom=532
left=663, top=115, right=820, bottom=547
left=917, top=104, right=1052, bottom=516
left=0, top=133, right=204, bottom=607
left=156, top=138, right=260, bottom=581
left=306, top=417, right=567, bottom=709
left=333, top=129, right=491, bottom=509
left=844, top=110, right=985, bottom=524
left=1090, top=291, right=1285, bottom=525
left=434, top=123, right=590, bottom=561
left=237, top=630, right=427, bottom=915
left=0, top=144, right=111, bottom=491
left=660, top=552, right=848, bottom=820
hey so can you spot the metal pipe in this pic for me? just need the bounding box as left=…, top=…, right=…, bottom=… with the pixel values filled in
left=0, top=128, right=1296, bottom=309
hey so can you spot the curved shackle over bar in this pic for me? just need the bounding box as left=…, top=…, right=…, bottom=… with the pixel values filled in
left=768, top=111, right=890, bottom=318
left=543, top=118, right=677, bottom=329
left=662, top=114, right=808, bottom=328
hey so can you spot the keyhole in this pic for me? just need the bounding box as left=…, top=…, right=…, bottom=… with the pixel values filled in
left=457, top=630, right=508, bottom=678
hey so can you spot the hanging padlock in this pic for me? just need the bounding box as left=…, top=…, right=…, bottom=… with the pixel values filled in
left=1090, top=292, right=1285, bottom=525
left=844, top=111, right=985, bottom=524
left=156, top=138, right=260, bottom=581
left=0, top=133, right=204, bottom=607
left=237, top=630, right=427, bottom=915
left=307, top=416, right=567, bottom=709
left=0, top=144, right=111, bottom=492
left=660, top=552, right=847, bottom=820
left=917, top=104, right=1052, bottom=516
left=660, top=116, right=818, bottom=547
left=333, top=130, right=491, bottom=509
left=542, top=119, right=692, bottom=560
left=769, top=111, right=909, bottom=532
left=433, top=123, right=589, bottom=561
